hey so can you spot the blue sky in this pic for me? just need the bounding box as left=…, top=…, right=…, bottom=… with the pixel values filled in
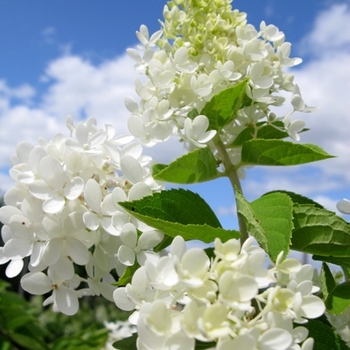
left=1, top=0, right=350, bottom=230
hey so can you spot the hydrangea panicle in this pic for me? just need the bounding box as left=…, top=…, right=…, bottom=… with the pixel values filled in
left=0, top=116, right=164, bottom=315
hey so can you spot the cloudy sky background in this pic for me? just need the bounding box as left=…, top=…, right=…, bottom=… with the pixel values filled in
left=1, top=0, right=349, bottom=230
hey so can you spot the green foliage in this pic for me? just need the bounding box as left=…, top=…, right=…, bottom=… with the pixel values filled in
left=325, top=281, right=350, bottom=315
left=228, top=121, right=289, bottom=147
left=200, top=79, right=249, bottom=131
left=112, top=334, right=137, bottom=350
left=114, top=263, right=140, bottom=287
left=153, top=147, right=220, bottom=184
left=0, top=279, right=129, bottom=350
left=305, top=319, right=349, bottom=350
left=0, top=280, right=49, bottom=350
left=112, top=335, right=216, bottom=350
left=320, top=263, right=337, bottom=302
left=291, top=205, right=350, bottom=257
left=119, top=188, right=240, bottom=246
left=241, top=139, right=335, bottom=166
left=264, top=190, right=324, bottom=209
left=314, top=255, right=350, bottom=268
left=236, top=191, right=293, bottom=262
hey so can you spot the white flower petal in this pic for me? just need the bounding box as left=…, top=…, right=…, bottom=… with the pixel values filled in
left=84, top=179, right=102, bottom=213
left=337, top=199, right=350, bottom=214
left=128, top=182, right=152, bottom=201
left=259, top=328, right=293, bottom=350
left=138, top=230, right=164, bottom=250
left=42, top=238, right=63, bottom=266
left=0, top=206, right=22, bottom=225
left=83, top=211, right=100, bottom=231
left=4, top=238, right=32, bottom=259
left=75, top=122, right=88, bottom=144
left=125, top=95, right=140, bottom=113
left=120, top=155, right=144, bottom=184
left=42, top=216, right=62, bottom=238
left=66, top=237, right=89, bottom=265
left=51, top=256, right=75, bottom=280
left=113, top=287, right=135, bottom=311
left=181, top=248, right=209, bottom=277
left=64, top=177, right=84, bottom=200
left=89, top=130, right=107, bottom=148
left=43, top=195, right=65, bottom=214
left=101, top=194, right=117, bottom=215
left=101, top=217, right=120, bottom=236
left=39, top=156, right=65, bottom=189
left=6, top=259, right=24, bottom=278
left=98, top=281, right=116, bottom=302
left=120, top=223, right=138, bottom=248
left=219, top=271, right=258, bottom=304
left=21, top=272, right=52, bottom=295
left=54, top=287, right=79, bottom=315
left=29, top=180, right=53, bottom=200
left=300, top=295, right=325, bottom=319
left=118, top=245, right=136, bottom=266
left=16, top=141, right=34, bottom=163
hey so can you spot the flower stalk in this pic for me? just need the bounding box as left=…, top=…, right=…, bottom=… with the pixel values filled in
left=213, top=134, right=249, bottom=244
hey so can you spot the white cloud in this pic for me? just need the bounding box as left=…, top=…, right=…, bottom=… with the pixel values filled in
left=298, top=3, right=350, bottom=57
left=293, top=3, right=350, bottom=187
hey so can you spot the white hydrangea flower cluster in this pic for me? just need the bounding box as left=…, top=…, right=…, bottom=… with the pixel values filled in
left=113, top=236, right=325, bottom=350
left=126, top=0, right=317, bottom=151
left=0, top=116, right=164, bottom=315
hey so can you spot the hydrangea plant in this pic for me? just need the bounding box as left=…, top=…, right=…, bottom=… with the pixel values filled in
left=1, top=0, right=350, bottom=349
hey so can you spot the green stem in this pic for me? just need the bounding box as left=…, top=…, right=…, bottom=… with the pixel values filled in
left=214, top=134, right=249, bottom=244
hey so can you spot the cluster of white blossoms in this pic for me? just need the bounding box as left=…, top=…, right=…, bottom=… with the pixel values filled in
left=0, top=116, right=164, bottom=315
left=126, top=0, right=317, bottom=154
left=113, top=236, right=325, bottom=350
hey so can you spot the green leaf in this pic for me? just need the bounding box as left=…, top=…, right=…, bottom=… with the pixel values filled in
left=153, top=147, right=220, bottom=184
left=305, top=319, right=349, bottom=350
left=236, top=190, right=268, bottom=253
left=113, top=336, right=216, bottom=350
left=326, top=281, right=350, bottom=315
left=250, top=192, right=293, bottom=261
left=152, top=163, right=167, bottom=177
left=320, top=262, right=337, bottom=301
left=112, top=334, right=137, bottom=350
left=194, top=340, right=217, bottom=349
left=114, top=263, right=140, bottom=286
left=313, top=255, right=350, bottom=268
left=119, top=189, right=240, bottom=243
left=188, top=108, right=199, bottom=119
left=241, top=139, right=335, bottom=166
left=6, top=315, right=35, bottom=330
left=229, top=121, right=288, bottom=147
left=291, top=205, right=350, bottom=257
left=264, top=190, right=324, bottom=209
left=201, top=79, right=249, bottom=131
left=121, top=188, right=221, bottom=227
left=236, top=191, right=293, bottom=262
left=7, top=333, right=47, bottom=350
